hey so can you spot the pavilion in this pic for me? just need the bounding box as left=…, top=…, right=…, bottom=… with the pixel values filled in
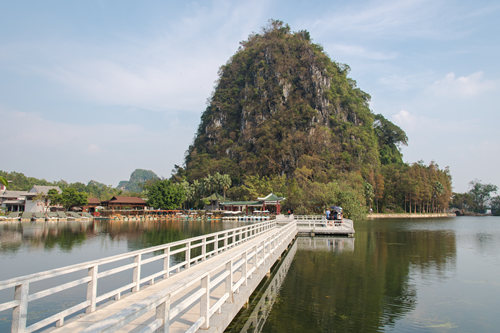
left=220, top=193, right=285, bottom=215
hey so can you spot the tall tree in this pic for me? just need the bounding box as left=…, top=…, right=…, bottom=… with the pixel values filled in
left=468, top=180, right=498, bottom=213
left=146, top=180, right=186, bottom=210
left=60, top=188, right=88, bottom=210
left=491, top=196, right=500, bottom=216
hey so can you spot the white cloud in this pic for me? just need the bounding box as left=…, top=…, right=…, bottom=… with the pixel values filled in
left=391, top=108, right=481, bottom=135
left=309, top=0, right=450, bottom=39
left=326, top=43, right=397, bottom=61
left=429, top=72, right=496, bottom=97
left=13, top=1, right=270, bottom=114
left=392, top=110, right=418, bottom=131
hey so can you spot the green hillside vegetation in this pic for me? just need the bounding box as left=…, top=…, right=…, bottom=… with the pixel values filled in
left=0, top=170, right=136, bottom=200
left=179, top=21, right=452, bottom=218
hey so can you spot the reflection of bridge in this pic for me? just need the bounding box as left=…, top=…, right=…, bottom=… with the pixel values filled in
left=238, top=240, right=297, bottom=333
left=0, top=216, right=353, bottom=332
left=297, top=236, right=355, bottom=252
left=236, top=236, right=355, bottom=332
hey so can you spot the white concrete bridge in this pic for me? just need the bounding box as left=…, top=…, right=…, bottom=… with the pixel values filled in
left=0, top=216, right=354, bottom=332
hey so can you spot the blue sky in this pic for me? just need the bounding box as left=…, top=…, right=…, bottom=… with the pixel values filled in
left=1, top=0, right=499, bottom=192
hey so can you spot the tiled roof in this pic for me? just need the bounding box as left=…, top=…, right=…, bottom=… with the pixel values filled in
left=106, top=196, right=146, bottom=204
left=29, top=186, right=62, bottom=194
left=0, top=190, right=29, bottom=199
left=87, top=198, right=101, bottom=204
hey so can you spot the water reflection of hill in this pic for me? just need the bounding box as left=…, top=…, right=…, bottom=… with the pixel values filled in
left=261, top=225, right=457, bottom=332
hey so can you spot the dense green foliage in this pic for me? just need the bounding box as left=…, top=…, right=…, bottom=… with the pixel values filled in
left=467, top=180, right=497, bottom=214
left=0, top=176, right=7, bottom=188
left=451, top=180, right=498, bottom=214
left=146, top=179, right=185, bottom=210
left=118, top=169, right=159, bottom=193
left=491, top=196, right=500, bottom=216
left=375, top=161, right=452, bottom=213
left=0, top=170, right=138, bottom=200
left=181, top=172, right=232, bottom=209
left=50, top=188, right=89, bottom=210
left=181, top=21, right=452, bottom=215
left=0, top=170, right=56, bottom=190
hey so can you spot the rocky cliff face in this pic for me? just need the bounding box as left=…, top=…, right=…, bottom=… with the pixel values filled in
left=185, top=21, right=379, bottom=182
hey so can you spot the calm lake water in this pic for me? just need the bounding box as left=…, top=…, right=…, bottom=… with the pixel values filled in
left=1, top=216, right=499, bottom=332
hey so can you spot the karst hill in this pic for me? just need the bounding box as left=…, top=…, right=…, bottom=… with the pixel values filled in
left=183, top=20, right=450, bottom=216
left=185, top=21, right=402, bottom=181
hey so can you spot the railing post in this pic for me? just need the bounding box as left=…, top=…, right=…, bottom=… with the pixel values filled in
left=86, top=265, right=98, bottom=313
left=12, top=282, right=29, bottom=333
left=133, top=254, right=142, bottom=292
left=224, top=232, right=228, bottom=250
left=202, top=237, right=207, bottom=261
left=200, top=274, right=210, bottom=329
left=163, top=247, right=170, bottom=279
left=214, top=234, right=219, bottom=254
left=186, top=242, right=191, bottom=269
left=225, top=261, right=233, bottom=303
left=243, top=251, right=248, bottom=286
left=253, top=245, right=258, bottom=268
left=156, top=294, right=171, bottom=333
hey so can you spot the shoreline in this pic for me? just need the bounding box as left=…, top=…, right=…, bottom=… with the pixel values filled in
left=366, top=213, right=455, bottom=219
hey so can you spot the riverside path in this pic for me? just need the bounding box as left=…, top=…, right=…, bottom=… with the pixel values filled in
left=0, top=216, right=353, bottom=332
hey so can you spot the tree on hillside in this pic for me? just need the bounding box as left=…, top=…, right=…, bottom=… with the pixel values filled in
left=468, top=180, right=498, bottom=214
left=146, top=180, right=186, bottom=210
left=373, top=114, right=408, bottom=165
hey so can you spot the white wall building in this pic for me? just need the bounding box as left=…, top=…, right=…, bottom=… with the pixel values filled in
left=24, top=186, right=62, bottom=213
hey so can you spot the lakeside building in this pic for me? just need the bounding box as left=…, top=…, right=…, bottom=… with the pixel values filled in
left=0, top=190, right=29, bottom=212
left=0, top=186, right=62, bottom=213
left=101, top=196, right=147, bottom=211
left=83, top=197, right=101, bottom=214
left=25, top=186, right=62, bottom=213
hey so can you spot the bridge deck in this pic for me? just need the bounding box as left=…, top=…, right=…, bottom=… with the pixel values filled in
left=49, top=224, right=295, bottom=333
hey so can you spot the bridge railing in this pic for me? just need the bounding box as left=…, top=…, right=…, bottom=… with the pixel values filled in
left=294, top=215, right=354, bottom=230
left=294, top=215, right=324, bottom=221
left=0, top=220, right=277, bottom=333
left=81, top=220, right=298, bottom=332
